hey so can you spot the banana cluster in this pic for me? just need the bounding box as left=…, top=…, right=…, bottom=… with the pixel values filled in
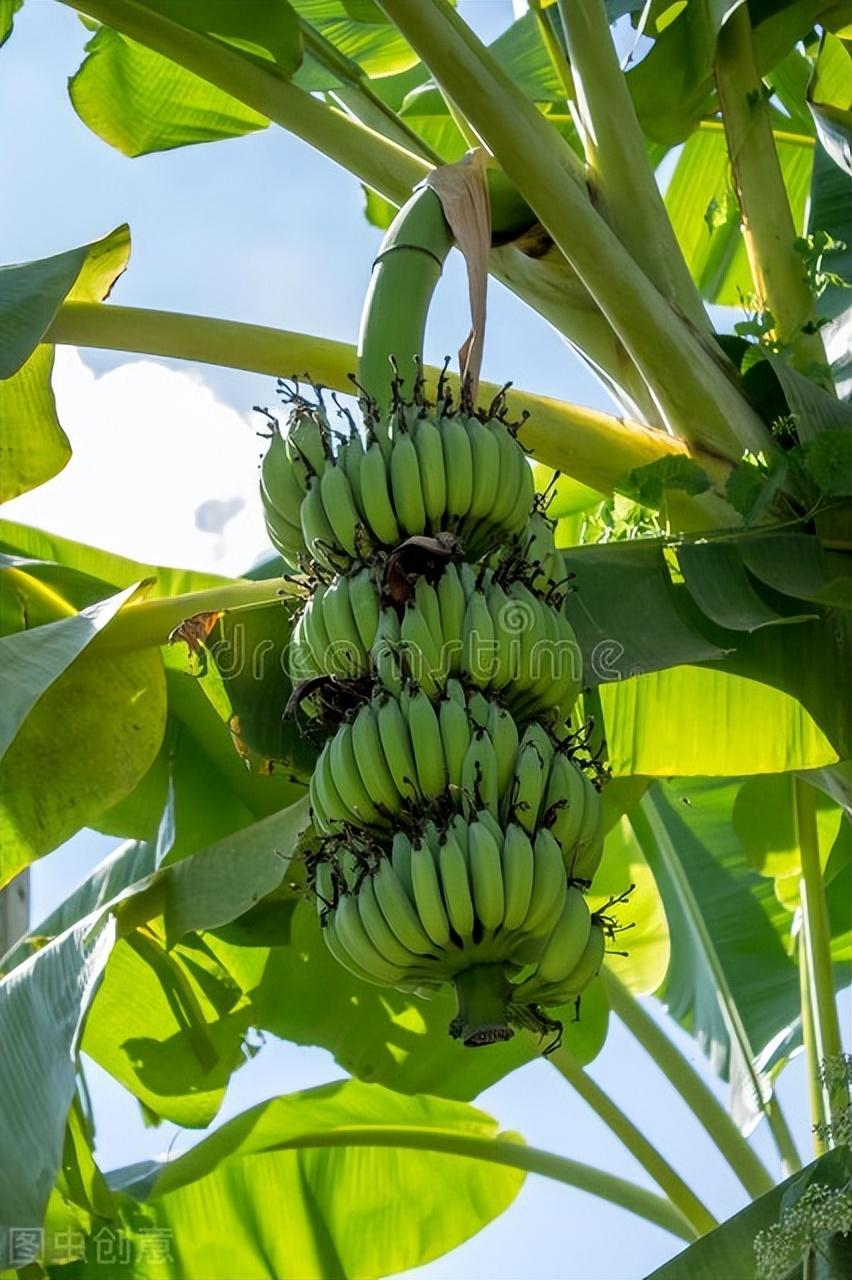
left=313, top=817, right=606, bottom=1045
left=290, top=560, right=581, bottom=718
left=309, top=682, right=604, bottom=886
left=261, top=396, right=534, bottom=573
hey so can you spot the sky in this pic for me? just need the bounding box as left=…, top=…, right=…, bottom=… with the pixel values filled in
left=1, top=3, right=846, bottom=1278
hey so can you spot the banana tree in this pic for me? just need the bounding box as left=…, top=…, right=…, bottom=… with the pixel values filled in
left=1, top=1, right=851, bottom=1277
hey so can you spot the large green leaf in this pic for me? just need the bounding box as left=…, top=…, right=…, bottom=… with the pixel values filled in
left=807, top=132, right=852, bottom=397
left=102, top=1082, right=524, bottom=1280
left=0, top=579, right=143, bottom=759
left=0, top=914, right=117, bottom=1268
left=0, top=0, right=23, bottom=45
left=293, top=0, right=419, bottom=77
left=69, top=25, right=269, bottom=156
left=206, top=899, right=609, bottom=1101
left=807, top=32, right=852, bottom=175
left=648, top=1146, right=852, bottom=1280
left=593, top=815, right=670, bottom=997
left=127, top=0, right=302, bottom=74
left=0, top=226, right=128, bottom=500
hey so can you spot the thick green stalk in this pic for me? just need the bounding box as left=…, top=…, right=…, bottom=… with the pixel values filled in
left=714, top=6, right=826, bottom=372
left=635, top=792, right=802, bottom=1175
left=798, top=928, right=828, bottom=1156
left=229, top=1126, right=696, bottom=1241
left=92, top=579, right=299, bottom=655
left=58, top=0, right=429, bottom=205
left=555, top=0, right=710, bottom=335
left=377, top=0, right=771, bottom=459
left=602, top=970, right=775, bottom=1198
left=795, top=779, right=848, bottom=1136
left=548, top=1045, right=718, bottom=1237
left=45, top=303, right=711, bottom=497
left=529, top=0, right=574, bottom=100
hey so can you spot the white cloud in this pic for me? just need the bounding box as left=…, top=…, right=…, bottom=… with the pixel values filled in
left=3, top=348, right=273, bottom=576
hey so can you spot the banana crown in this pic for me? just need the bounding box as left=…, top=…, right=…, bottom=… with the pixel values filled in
left=274, top=377, right=623, bottom=1050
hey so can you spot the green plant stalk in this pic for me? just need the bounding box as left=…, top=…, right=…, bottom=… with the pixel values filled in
left=238, top=1126, right=696, bottom=1241
left=795, top=778, right=849, bottom=1135
left=555, top=0, right=710, bottom=335
left=58, top=0, right=430, bottom=206
left=798, top=927, right=828, bottom=1156
left=635, top=791, right=802, bottom=1176
left=714, top=5, right=826, bottom=372
left=45, top=303, right=714, bottom=498
left=91, top=578, right=299, bottom=655
left=529, top=0, right=574, bottom=100
left=547, top=1044, right=717, bottom=1237
left=602, top=969, right=776, bottom=1198
left=377, top=0, right=771, bottom=460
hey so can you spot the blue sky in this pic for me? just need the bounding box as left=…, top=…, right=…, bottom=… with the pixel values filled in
left=1, top=3, right=843, bottom=1277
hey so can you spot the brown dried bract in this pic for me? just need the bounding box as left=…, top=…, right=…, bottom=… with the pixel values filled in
left=168, top=610, right=223, bottom=655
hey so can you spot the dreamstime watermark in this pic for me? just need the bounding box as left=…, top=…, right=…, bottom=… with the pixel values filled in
left=199, top=615, right=633, bottom=686
left=3, top=1225, right=173, bottom=1269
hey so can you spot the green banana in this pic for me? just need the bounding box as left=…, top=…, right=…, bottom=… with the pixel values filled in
left=569, top=776, right=603, bottom=880
left=572, top=821, right=605, bottom=886
left=535, top=887, right=592, bottom=987
left=372, top=607, right=403, bottom=696
left=490, top=424, right=526, bottom=527
left=464, top=416, right=501, bottom=527
left=414, top=577, right=444, bottom=654
left=357, top=876, right=424, bottom=969
left=547, top=754, right=587, bottom=858
left=262, top=429, right=307, bottom=518
left=524, top=828, right=568, bottom=934
left=476, top=807, right=504, bottom=847
left=414, top=416, right=447, bottom=529
left=439, top=693, right=472, bottom=794
left=436, top=563, right=465, bottom=672
left=389, top=831, right=415, bottom=901
left=468, top=819, right=505, bottom=930
left=347, top=566, right=381, bottom=652
left=404, top=685, right=447, bottom=798
left=441, top=414, right=473, bottom=523
left=504, top=449, right=535, bottom=535
left=462, top=590, right=497, bottom=688
left=550, top=924, right=606, bottom=1001
left=339, top=431, right=365, bottom=510
left=351, top=702, right=402, bottom=816
left=410, top=838, right=452, bottom=948
left=501, top=823, right=535, bottom=931
left=400, top=600, right=442, bottom=697
left=390, top=431, right=427, bottom=536
left=323, top=912, right=379, bottom=985
left=461, top=727, right=499, bottom=818
left=290, top=610, right=320, bottom=681
left=360, top=441, right=401, bottom=545
left=312, top=741, right=357, bottom=828
left=322, top=575, right=367, bottom=676
left=376, top=695, right=419, bottom=800
left=319, top=462, right=363, bottom=559
left=438, top=829, right=475, bottom=941
left=510, top=741, right=549, bottom=834
left=488, top=703, right=520, bottom=800
left=330, top=723, right=386, bottom=827
left=335, top=892, right=408, bottom=985
left=300, top=474, right=341, bottom=574
left=372, top=860, right=437, bottom=961
left=284, top=405, right=328, bottom=478
left=303, top=587, right=333, bottom=673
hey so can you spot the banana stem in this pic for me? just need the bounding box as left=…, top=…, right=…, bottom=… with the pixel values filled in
left=714, top=5, right=826, bottom=373
left=554, top=0, right=709, bottom=334
left=548, top=1043, right=718, bottom=1237
left=798, top=927, right=828, bottom=1156
left=602, top=970, right=776, bottom=1199
left=255, top=1126, right=697, bottom=1241
left=451, top=964, right=513, bottom=1046
left=795, top=778, right=849, bottom=1137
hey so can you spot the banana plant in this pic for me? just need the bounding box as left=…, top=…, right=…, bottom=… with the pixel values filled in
left=1, top=1, right=850, bottom=1277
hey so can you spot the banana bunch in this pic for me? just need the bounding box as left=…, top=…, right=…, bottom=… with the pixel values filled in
left=290, top=567, right=380, bottom=681
left=312, top=813, right=606, bottom=1043
left=261, top=395, right=536, bottom=575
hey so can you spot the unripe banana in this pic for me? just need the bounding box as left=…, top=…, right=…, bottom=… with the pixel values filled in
left=411, top=838, right=452, bottom=948
left=476, top=807, right=504, bottom=847
left=441, top=414, right=473, bottom=523
left=462, top=590, right=497, bottom=688
left=524, top=828, right=568, bottom=933
left=571, top=821, right=605, bottom=886
left=303, top=587, right=333, bottom=673
left=309, top=763, right=332, bottom=834
left=390, top=830, right=415, bottom=897
left=485, top=580, right=514, bottom=690
left=439, top=693, right=472, bottom=793
left=339, top=431, right=365, bottom=511
left=404, top=685, right=447, bottom=798
left=414, top=416, right=447, bottom=529
left=468, top=819, right=505, bottom=930
left=461, top=727, right=499, bottom=818
left=501, top=823, right=535, bottom=931
left=285, top=405, right=328, bottom=478
left=548, top=923, right=606, bottom=1002
left=259, top=472, right=305, bottom=552
left=323, top=912, right=379, bottom=985
left=414, top=577, right=444, bottom=655
left=390, top=431, right=427, bottom=536
left=335, top=892, right=409, bottom=985
left=569, top=776, right=604, bottom=880
left=348, top=567, right=381, bottom=652
left=535, top=888, right=592, bottom=987
left=314, top=860, right=337, bottom=913
left=445, top=677, right=467, bottom=708
left=376, top=695, right=419, bottom=800
left=357, top=875, right=424, bottom=970
left=300, top=475, right=341, bottom=574
left=488, top=703, right=520, bottom=800
left=262, top=429, right=308, bottom=521
left=467, top=690, right=491, bottom=729
left=505, top=449, right=535, bottom=534
left=463, top=416, right=501, bottom=527
left=290, top=610, right=320, bottom=681
left=437, top=563, right=465, bottom=673
left=351, top=702, right=402, bottom=816
left=490, top=423, right=527, bottom=526
left=322, top=575, right=367, bottom=677
left=312, top=741, right=356, bottom=829
left=510, top=741, right=549, bottom=834
left=372, top=607, right=403, bottom=696
left=547, top=753, right=587, bottom=857
left=439, top=829, right=475, bottom=941
left=330, top=722, right=386, bottom=827
left=360, top=441, right=401, bottom=545
left=319, top=463, right=363, bottom=559
left=400, top=600, right=442, bottom=697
